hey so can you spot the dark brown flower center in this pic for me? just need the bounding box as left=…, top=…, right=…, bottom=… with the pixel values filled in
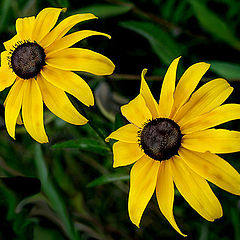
left=139, top=118, right=182, bottom=161
left=11, top=42, right=46, bottom=79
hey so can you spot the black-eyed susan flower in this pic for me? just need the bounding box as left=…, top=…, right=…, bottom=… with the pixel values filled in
left=106, top=57, right=240, bottom=236
left=0, top=8, right=115, bottom=143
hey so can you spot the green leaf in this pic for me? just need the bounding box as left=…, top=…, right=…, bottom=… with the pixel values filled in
left=12, top=213, right=35, bottom=237
left=188, top=0, right=240, bottom=50
left=34, top=225, right=65, bottom=240
left=0, top=0, right=12, bottom=33
left=56, top=0, right=69, bottom=8
left=52, top=138, right=110, bottom=156
left=73, top=4, right=132, bottom=18
left=34, top=144, right=78, bottom=240
left=114, top=113, right=125, bottom=131
left=210, top=61, right=240, bottom=79
left=162, top=0, right=176, bottom=20
left=0, top=184, right=17, bottom=220
left=87, top=174, right=129, bottom=188
left=119, top=21, right=182, bottom=65
left=231, top=206, right=240, bottom=240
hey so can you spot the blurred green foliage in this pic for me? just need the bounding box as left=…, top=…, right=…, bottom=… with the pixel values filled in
left=0, top=0, right=240, bottom=239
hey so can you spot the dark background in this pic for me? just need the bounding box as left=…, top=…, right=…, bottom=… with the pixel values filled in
left=0, top=0, right=240, bottom=239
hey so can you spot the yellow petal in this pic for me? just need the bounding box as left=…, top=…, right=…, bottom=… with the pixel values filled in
left=121, top=94, right=152, bottom=128
left=170, top=156, right=223, bottom=221
left=46, top=30, right=111, bottom=55
left=106, top=124, right=139, bottom=143
left=159, top=57, right=181, bottom=117
left=112, top=141, right=144, bottom=168
left=41, top=66, right=94, bottom=106
left=140, top=69, right=159, bottom=118
left=32, top=8, right=63, bottom=43
left=182, top=129, right=240, bottom=153
left=17, top=114, right=23, bottom=125
left=0, top=67, right=16, bottom=91
left=3, top=35, right=21, bottom=51
left=46, top=48, right=115, bottom=75
left=179, top=148, right=240, bottom=195
left=1, top=51, right=9, bottom=67
left=4, top=89, right=23, bottom=126
left=16, top=16, right=35, bottom=41
left=37, top=74, right=88, bottom=125
left=181, top=104, right=240, bottom=134
left=156, top=160, right=186, bottom=237
left=22, top=79, right=48, bottom=143
left=40, top=13, right=97, bottom=48
left=128, top=156, right=160, bottom=227
left=170, top=62, right=210, bottom=117
left=174, top=79, right=233, bottom=125
left=5, top=79, right=26, bottom=139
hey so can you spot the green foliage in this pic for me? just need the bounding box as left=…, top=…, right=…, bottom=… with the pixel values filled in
left=34, top=144, right=78, bottom=240
left=188, top=0, right=240, bottom=50
left=52, top=137, right=110, bottom=156
left=210, top=61, right=240, bottom=79
left=119, top=21, right=183, bottom=65
left=75, top=3, right=132, bottom=18
left=87, top=173, right=129, bottom=188
left=34, top=225, right=66, bottom=240
left=230, top=206, right=240, bottom=240
left=0, top=0, right=12, bottom=33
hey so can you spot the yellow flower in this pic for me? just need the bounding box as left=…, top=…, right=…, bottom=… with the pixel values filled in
left=0, top=8, right=115, bottom=143
left=106, top=57, right=240, bottom=236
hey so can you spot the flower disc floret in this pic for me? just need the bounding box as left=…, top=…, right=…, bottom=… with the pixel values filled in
left=139, top=118, right=182, bottom=161
left=11, top=42, right=46, bottom=79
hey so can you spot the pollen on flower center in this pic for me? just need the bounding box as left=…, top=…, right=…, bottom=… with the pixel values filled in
left=10, top=42, right=46, bottom=79
left=139, top=118, right=182, bottom=161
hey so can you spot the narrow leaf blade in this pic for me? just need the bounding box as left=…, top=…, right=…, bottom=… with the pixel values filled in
left=52, top=138, right=110, bottom=156
left=73, top=4, right=132, bottom=18
left=188, top=0, right=240, bottom=50
left=210, top=61, right=240, bottom=79
left=119, top=21, right=182, bottom=65
left=87, top=174, right=129, bottom=188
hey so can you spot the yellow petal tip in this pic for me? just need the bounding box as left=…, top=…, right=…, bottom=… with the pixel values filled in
left=104, top=33, right=111, bottom=39
left=109, top=63, right=116, bottom=74
left=141, top=68, right=148, bottom=77
left=87, top=13, right=98, bottom=19
left=129, top=215, right=141, bottom=228
left=83, top=119, right=89, bottom=125
left=89, top=99, right=95, bottom=106
left=9, top=132, right=16, bottom=140
left=113, top=162, right=121, bottom=168
left=201, top=62, right=211, bottom=69
left=132, top=221, right=140, bottom=228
